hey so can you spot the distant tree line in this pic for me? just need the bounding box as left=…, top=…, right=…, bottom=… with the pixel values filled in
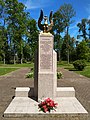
left=0, top=0, right=38, bottom=64
left=53, top=3, right=90, bottom=63
left=0, top=0, right=90, bottom=64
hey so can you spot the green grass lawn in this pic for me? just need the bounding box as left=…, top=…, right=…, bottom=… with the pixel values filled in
left=0, top=61, right=90, bottom=78
left=75, top=66, right=90, bottom=78
left=0, top=63, right=34, bottom=76
left=0, top=63, right=34, bottom=68
left=0, top=68, right=19, bottom=76
left=59, top=61, right=90, bottom=78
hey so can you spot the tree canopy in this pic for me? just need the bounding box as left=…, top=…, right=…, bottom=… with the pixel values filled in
left=0, top=1, right=90, bottom=64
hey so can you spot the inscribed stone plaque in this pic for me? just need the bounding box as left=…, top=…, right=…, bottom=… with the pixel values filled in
left=39, top=36, right=53, bottom=72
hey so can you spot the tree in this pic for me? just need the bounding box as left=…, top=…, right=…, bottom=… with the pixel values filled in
left=60, top=3, right=76, bottom=64
left=53, top=10, right=66, bottom=61
left=0, top=0, right=39, bottom=64
left=54, top=34, right=63, bottom=61
left=61, top=35, right=75, bottom=61
left=5, top=0, right=28, bottom=64
left=23, top=43, right=31, bottom=61
left=87, top=19, right=90, bottom=39
left=77, top=19, right=88, bottom=41
left=0, top=0, right=8, bottom=64
left=53, top=3, right=76, bottom=62
left=76, top=41, right=90, bottom=61
left=0, top=26, right=8, bottom=63
left=26, top=19, right=38, bottom=61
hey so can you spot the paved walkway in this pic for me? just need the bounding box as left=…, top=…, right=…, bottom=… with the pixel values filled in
left=0, top=67, right=90, bottom=120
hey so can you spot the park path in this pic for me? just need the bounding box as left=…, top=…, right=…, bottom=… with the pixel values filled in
left=0, top=67, right=90, bottom=120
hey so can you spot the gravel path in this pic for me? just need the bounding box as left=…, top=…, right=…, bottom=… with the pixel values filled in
left=0, top=67, right=90, bottom=120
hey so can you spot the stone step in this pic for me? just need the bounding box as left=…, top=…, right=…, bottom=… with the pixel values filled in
left=56, top=87, right=75, bottom=97
left=15, top=87, right=30, bottom=97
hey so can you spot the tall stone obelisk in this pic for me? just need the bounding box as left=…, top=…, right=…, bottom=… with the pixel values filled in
left=34, top=32, right=57, bottom=100
left=34, top=10, right=57, bottom=101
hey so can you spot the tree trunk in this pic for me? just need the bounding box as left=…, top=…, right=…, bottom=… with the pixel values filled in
left=20, top=38, right=23, bottom=64
left=58, top=50, right=61, bottom=61
left=58, top=33, right=61, bottom=61
left=67, top=49, right=69, bottom=64
left=20, top=46, right=23, bottom=64
left=13, top=44, right=16, bottom=64
left=67, top=26, right=69, bottom=64
left=3, top=53, right=5, bottom=64
left=21, top=58, right=22, bottom=64
left=14, top=55, right=16, bottom=64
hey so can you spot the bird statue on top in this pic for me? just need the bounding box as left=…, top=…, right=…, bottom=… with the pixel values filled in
left=38, top=10, right=53, bottom=33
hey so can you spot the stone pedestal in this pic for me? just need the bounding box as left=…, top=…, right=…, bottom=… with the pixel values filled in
left=34, top=33, right=57, bottom=100
left=56, top=87, right=75, bottom=97
left=15, top=87, right=30, bottom=97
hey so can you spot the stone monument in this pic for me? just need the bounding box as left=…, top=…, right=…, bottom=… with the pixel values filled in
left=34, top=10, right=57, bottom=100
left=4, top=10, right=88, bottom=119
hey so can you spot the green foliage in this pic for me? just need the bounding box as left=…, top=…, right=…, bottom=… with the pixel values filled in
left=26, top=19, right=38, bottom=61
left=59, top=3, right=76, bottom=25
left=0, top=63, right=34, bottom=67
left=73, top=60, right=86, bottom=71
left=26, top=72, right=34, bottom=78
left=54, top=34, right=63, bottom=61
left=61, top=35, right=76, bottom=61
left=76, top=41, right=90, bottom=60
left=57, top=61, right=70, bottom=66
left=1, top=1, right=90, bottom=64
left=53, top=3, right=76, bottom=62
left=26, top=67, right=34, bottom=78
left=53, top=10, right=65, bottom=34
left=77, top=19, right=90, bottom=40
left=0, top=0, right=38, bottom=64
left=60, top=61, right=90, bottom=78
left=75, top=65, right=90, bottom=78
left=57, top=72, right=63, bottom=79
left=0, top=68, right=19, bottom=76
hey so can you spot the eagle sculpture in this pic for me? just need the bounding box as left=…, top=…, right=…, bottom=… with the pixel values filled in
left=38, top=10, right=53, bottom=33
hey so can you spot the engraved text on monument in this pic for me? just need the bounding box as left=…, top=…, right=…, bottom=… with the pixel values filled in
left=40, top=38, right=53, bottom=71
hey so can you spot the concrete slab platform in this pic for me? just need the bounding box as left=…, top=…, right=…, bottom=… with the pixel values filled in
left=4, top=97, right=88, bottom=118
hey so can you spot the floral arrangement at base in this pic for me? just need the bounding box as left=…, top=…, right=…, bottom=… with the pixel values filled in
left=38, top=98, right=58, bottom=113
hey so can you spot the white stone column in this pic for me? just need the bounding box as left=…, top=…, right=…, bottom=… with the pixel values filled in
left=37, top=32, right=56, bottom=100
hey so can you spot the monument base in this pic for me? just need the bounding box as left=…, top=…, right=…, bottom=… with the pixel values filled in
left=56, top=87, right=75, bottom=97
left=4, top=87, right=88, bottom=119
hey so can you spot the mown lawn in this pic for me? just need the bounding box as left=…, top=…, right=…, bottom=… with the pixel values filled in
left=0, top=63, right=34, bottom=76
left=0, top=63, right=34, bottom=68
left=0, top=61, right=90, bottom=78
left=75, top=66, right=90, bottom=78
left=0, top=68, right=19, bottom=76
left=58, top=61, right=90, bottom=78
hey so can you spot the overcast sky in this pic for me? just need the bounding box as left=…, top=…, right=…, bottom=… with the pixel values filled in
left=18, top=0, right=90, bottom=39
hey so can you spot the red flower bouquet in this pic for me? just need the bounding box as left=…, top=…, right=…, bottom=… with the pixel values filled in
left=38, top=98, right=58, bottom=113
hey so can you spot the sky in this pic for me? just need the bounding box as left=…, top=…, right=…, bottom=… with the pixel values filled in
left=18, top=0, right=90, bottom=40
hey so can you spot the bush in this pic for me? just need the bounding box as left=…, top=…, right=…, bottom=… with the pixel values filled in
left=73, top=60, right=86, bottom=71
left=26, top=72, right=34, bottom=78
left=57, top=72, right=63, bottom=79
left=26, top=67, right=34, bottom=78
